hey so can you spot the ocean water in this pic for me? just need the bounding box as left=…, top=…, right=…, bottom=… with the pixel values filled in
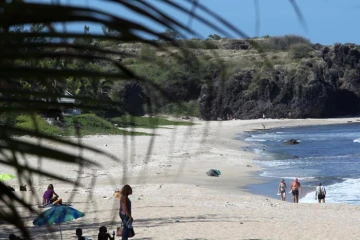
left=240, top=123, right=360, bottom=204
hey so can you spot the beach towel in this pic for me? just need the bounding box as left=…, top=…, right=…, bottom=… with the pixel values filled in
left=38, top=203, right=72, bottom=208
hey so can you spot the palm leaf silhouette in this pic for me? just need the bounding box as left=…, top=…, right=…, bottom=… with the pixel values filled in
left=0, top=0, right=302, bottom=238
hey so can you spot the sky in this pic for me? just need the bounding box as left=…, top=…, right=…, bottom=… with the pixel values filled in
left=32, top=0, right=360, bottom=45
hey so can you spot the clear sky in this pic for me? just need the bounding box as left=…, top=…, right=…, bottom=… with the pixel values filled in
left=32, top=0, right=360, bottom=45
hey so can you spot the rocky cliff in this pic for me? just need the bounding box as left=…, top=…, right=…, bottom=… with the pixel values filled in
left=199, top=44, right=360, bottom=120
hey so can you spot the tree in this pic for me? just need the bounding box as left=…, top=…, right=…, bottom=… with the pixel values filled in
left=73, top=25, right=93, bottom=45
left=84, top=25, right=90, bottom=34
left=28, top=23, right=47, bottom=48
left=10, top=24, right=25, bottom=33
left=101, top=25, right=121, bottom=37
left=158, top=29, right=180, bottom=41
left=207, top=34, right=222, bottom=40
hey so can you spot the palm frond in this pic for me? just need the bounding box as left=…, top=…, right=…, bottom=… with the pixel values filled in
left=0, top=0, right=304, bottom=238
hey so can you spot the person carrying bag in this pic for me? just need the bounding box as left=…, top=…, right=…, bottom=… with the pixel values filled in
left=118, top=185, right=135, bottom=239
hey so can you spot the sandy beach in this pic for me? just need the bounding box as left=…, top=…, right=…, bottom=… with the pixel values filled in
left=2, top=118, right=360, bottom=240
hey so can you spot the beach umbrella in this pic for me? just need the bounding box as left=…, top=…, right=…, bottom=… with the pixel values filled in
left=0, top=173, right=15, bottom=181
left=33, top=205, right=85, bottom=240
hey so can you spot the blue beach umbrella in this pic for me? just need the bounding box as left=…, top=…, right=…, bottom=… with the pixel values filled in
left=33, top=205, right=85, bottom=240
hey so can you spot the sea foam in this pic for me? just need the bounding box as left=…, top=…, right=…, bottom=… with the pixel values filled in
left=245, top=137, right=267, bottom=142
left=301, top=178, right=360, bottom=204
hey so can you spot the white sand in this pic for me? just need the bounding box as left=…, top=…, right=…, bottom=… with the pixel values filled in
left=2, top=118, right=360, bottom=240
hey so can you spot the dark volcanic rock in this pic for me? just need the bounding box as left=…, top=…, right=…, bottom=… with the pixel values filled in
left=199, top=44, right=360, bottom=120
left=283, top=139, right=299, bottom=145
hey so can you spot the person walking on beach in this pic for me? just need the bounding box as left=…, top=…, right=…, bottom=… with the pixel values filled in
left=119, top=184, right=134, bottom=240
left=315, top=182, right=326, bottom=203
left=290, top=178, right=301, bottom=203
left=278, top=179, right=287, bottom=201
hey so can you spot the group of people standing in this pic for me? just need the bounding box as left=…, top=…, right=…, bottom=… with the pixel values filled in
left=9, top=184, right=134, bottom=240
left=278, top=178, right=326, bottom=203
left=43, top=183, right=134, bottom=240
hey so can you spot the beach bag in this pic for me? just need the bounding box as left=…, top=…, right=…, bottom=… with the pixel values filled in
left=116, top=224, right=135, bottom=238
left=319, top=187, right=325, bottom=197
left=116, top=225, right=123, bottom=237
left=129, top=228, right=135, bottom=238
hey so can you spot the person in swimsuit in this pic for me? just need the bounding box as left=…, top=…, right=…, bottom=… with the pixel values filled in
left=290, top=178, right=301, bottom=203
left=315, top=182, right=326, bottom=203
left=278, top=179, right=287, bottom=201
left=43, top=184, right=62, bottom=206
left=119, top=185, right=133, bottom=240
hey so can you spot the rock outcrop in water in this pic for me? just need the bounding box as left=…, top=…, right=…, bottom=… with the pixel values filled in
left=283, top=139, right=300, bottom=145
left=200, top=43, right=360, bottom=120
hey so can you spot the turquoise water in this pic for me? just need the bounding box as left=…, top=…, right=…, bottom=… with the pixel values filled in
left=240, top=123, right=360, bottom=204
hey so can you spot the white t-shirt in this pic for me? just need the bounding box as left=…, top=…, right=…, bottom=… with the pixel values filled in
left=316, top=186, right=326, bottom=194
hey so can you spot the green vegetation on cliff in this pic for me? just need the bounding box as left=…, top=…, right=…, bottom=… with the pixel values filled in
left=110, top=115, right=193, bottom=128
left=6, top=27, right=360, bottom=124
left=15, top=115, right=62, bottom=136
left=14, top=114, right=151, bottom=136
left=63, top=114, right=150, bottom=136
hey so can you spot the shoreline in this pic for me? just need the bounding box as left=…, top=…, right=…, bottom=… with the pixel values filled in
left=239, top=119, right=360, bottom=204
left=239, top=125, right=317, bottom=203
left=3, top=117, right=360, bottom=239
left=245, top=174, right=318, bottom=203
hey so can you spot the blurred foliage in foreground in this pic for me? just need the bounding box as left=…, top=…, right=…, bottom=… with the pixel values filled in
left=14, top=114, right=151, bottom=136
left=0, top=0, right=303, bottom=238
